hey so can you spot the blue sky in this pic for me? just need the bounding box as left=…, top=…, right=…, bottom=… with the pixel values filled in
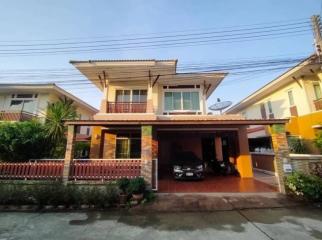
left=0, top=0, right=320, bottom=110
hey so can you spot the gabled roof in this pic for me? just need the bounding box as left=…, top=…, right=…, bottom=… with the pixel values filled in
left=70, top=58, right=228, bottom=99
left=70, top=59, right=178, bottom=64
left=0, top=83, right=98, bottom=114
left=226, top=54, right=320, bottom=114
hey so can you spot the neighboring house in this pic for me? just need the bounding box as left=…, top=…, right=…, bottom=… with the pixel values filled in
left=65, top=59, right=287, bottom=190
left=0, top=83, right=98, bottom=139
left=226, top=54, right=322, bottom=153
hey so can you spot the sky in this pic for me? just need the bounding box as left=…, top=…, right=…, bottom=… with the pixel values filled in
left=0, top=0, right=320, bottom=110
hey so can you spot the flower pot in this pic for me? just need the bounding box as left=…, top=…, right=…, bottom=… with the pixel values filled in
left=119, top=194, right=128, bottom=205
left=132, top=193, right=144, bottom=201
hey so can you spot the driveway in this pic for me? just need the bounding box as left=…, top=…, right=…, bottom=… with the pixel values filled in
left=0, top=207, right=322, bottom=240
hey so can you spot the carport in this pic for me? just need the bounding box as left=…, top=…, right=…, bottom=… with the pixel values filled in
left=156, top=126, right=277, bottom=193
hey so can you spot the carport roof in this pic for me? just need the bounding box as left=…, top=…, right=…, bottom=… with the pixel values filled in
left=65, top=118, right=288, bottom=126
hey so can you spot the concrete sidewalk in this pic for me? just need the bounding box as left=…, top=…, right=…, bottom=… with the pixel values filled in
left=132, top=193, right=303, bottom=212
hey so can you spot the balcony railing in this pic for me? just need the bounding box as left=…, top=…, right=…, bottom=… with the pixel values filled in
left=107, top=102, right=147, bottom=113
left=314, top=98, right=322, bottom=111
left=0, top=111, right=36, bottom=121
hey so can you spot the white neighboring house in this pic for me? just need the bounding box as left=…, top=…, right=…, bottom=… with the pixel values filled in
left=0, top=83, right=98, bottom=139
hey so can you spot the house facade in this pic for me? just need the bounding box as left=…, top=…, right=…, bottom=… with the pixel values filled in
left=65, top=59, right=288, bottom=191
left=226, top=55, right=322, bottom=153
left=0, top=83, right=98, bottom=138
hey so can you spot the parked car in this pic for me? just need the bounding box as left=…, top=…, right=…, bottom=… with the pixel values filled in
left=172, top=151, right=205, bottom=180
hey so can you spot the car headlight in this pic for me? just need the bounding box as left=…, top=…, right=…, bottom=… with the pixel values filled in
left=173, top=165, right=182, bottom=172
left=196, top=165, right=203, bottom=171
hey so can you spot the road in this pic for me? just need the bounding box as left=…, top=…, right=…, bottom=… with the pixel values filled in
left=0, top=207, right=322, bottom=240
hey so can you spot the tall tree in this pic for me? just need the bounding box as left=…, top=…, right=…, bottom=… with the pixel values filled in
left=45, top=97, right=79, bottom=155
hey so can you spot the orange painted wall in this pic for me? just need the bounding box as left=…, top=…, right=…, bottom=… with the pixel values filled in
left=286, top=111, right=322, bottom=139
left=89, top=126, right=102, bottom=158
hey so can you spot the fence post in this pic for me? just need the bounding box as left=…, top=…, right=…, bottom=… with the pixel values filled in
left=270, top=124, right=290, bottom=193
left=63, top=124, right=76, bottom=184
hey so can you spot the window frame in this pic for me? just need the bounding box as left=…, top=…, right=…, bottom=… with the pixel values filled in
left=9, top=93, right=38, bottom=113
left=115, top=89, right=147, bottom=103
left=163, top=88, right=201, bottom=113
left=115, top=133, right=141, bottom=159
left=313, top=83, right=322, bottom=100
left=287, top=90, right=295, bottom=106
left=267, top=100, right=273, bottom=114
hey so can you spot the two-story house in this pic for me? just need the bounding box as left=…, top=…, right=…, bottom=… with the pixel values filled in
left=226, top=54, right=322, bottom=153
left=0, top=83, right=98, bottom=139
left=65, top=59, right=287, bottom=191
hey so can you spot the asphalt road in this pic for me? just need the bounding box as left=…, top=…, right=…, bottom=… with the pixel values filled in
left=0, top=207, right=322, bottom=240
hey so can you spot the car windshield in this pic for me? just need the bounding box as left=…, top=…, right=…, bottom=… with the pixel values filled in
left=173, top=151, right=202, bottom=165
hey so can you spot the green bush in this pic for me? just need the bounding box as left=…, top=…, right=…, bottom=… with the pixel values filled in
left=285, top=172, right=322, bottom=202
left=117, top=178, right=130, bottom=194
left=104, top=183, right=119, bottom=207
left=0, top=181, right=119, bottom=208
left=288, top=136, right=306, bottom=154
left=315, top=131, right=322, bottom=154
left=128, top=177, right=146, bottom=195
left=0, top=121, right=51, bottom=162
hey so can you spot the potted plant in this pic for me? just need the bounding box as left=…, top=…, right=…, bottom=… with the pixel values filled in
left=128, top=177, right=146, bottom=201
left=116, top=178, right=130, bottom=205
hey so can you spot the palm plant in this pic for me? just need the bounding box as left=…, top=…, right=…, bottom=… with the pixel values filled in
left=45, top=97, right=79, bottom=156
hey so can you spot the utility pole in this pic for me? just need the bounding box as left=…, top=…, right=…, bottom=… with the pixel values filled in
left=311, top=15, right=322, bottom=58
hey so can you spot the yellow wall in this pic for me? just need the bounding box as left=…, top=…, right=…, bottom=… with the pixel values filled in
left=240, top=72, right=322, bottom=145
left=286, top=111, right=322, bottom=139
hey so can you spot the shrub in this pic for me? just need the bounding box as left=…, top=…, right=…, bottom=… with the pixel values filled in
left=104, top=183, right=119, bottom=207
left=288, top=136, right=306, bottom=154
left=128, top=177, right=146, bottom=195
left=117, top=178, right=130, bottom=194
left=315, top=130, right=322, bottom=154
left=285, top=172, right=322, bottom=202
left=0, top=121, right=51, bottom=162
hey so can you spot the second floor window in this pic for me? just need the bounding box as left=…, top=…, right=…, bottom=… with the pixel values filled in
left=9, top=93, right=38, bottom=113
left=287, top=90, right=295, bottom=106
left=115, top=90, right=147, bottom=102
left=164, top=91, right=200, bottom=111
left=313, top=83, right=322, bottom=100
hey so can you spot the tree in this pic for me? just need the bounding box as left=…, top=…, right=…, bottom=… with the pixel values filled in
left=45, top=97, right=79, bottom=156
left=0, top=121, right=50, bottom=162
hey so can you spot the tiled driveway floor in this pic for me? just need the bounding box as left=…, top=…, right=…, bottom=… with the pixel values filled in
left=158, top=175, right=277, bottom=193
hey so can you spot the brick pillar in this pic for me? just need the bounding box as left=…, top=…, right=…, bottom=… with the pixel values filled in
left=146, top=85, right=154, bottom=113
left=141, top=125, right=156, bottom=187
left=100, top=100, right=107, bottom=113
left=236, top=126, right=253, bottom=178
left=270, top=124, right=290, bottom=193
left=102, top=131, right=116, bottom=159
left=63, top=125, right=76, bottom=183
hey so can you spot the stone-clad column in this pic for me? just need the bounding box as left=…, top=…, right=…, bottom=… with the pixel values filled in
left=141, top=125, right=156, bottom=187
left=63, top=125, right=76, bottom=183
left=270, top=124, right=290, bottom=193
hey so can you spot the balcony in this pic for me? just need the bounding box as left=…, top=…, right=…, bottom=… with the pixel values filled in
left=0, top=111, right=36, bottom=121
left=314, top=98, right=322, bottom=111
left=106, top=102, right=147, bottom=113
